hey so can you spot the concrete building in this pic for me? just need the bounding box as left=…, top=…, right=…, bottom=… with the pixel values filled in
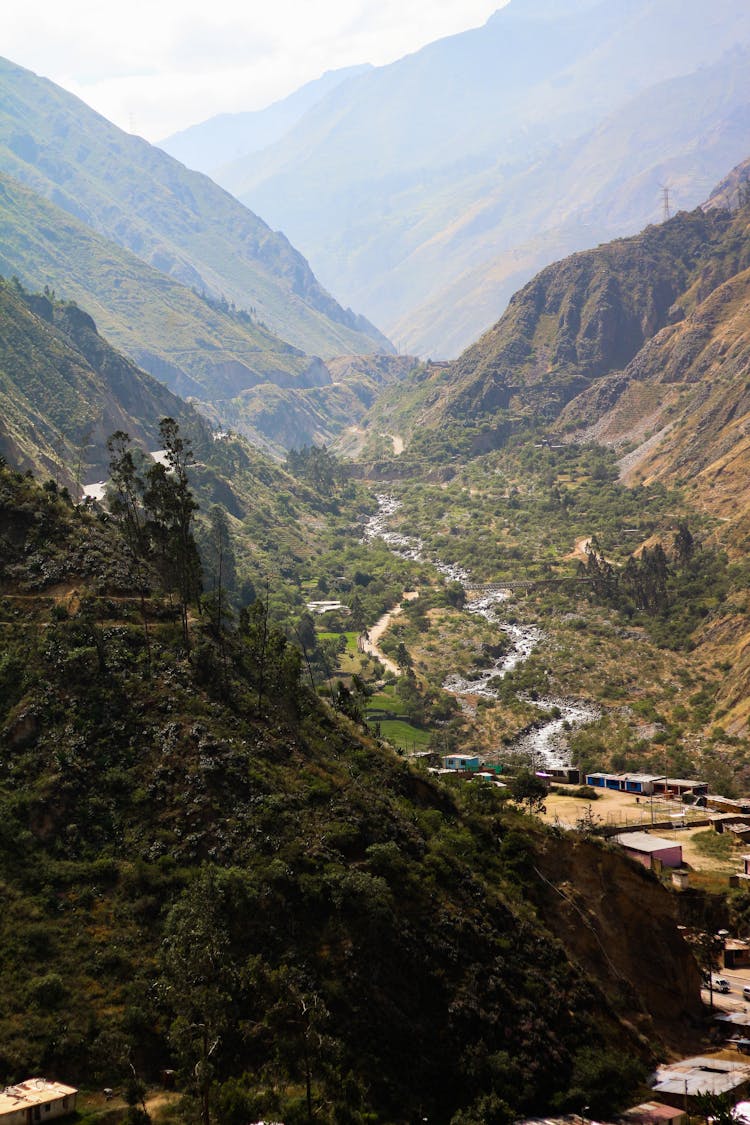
left=612, top=832, right=683, bottom=870
left=0, top=1079, right=77, bottom=1123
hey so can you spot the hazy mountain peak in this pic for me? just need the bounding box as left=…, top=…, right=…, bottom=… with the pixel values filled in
left=159, top=63, right=373, bottom=175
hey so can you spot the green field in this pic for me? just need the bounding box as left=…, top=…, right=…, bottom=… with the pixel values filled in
left=318, top=630, right=359, bottom=654
left=367, top=691, right=408, bottom=716
left=368, top=717, right=431, bottom=750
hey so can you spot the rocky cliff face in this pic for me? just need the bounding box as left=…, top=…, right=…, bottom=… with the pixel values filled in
left=378, top=206, right=742, bottom=439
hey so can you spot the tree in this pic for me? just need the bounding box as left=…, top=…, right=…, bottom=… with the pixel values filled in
left=673, top=523, right=695, bottom=567
left=107, top=431, right=152, bottom=668
left=107, top=431, right=145, bottom=556
left=255, top=966, right=333, bottom=1125
left=348, top=591, right=368, bottom=635
left=239, top=585, right=302, bottom=715
left=509, top=770, right=548, bottom=814
left=694, top=1091, right=748, bottom=1125
left=582, top=537, right=618, bottom=602
left=143, top=419, right=202, bottom=652
left=202, top=505, right=236, bottom=679
left=158, top=868, right=239, bottom=1125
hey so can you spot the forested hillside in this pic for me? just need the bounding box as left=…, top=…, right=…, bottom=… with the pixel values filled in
left=0, top=276, right=203, bottom=485
left=0, top=462, right=701, bottom=1123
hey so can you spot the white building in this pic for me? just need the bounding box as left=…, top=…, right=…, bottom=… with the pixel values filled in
left=0, top=1078, right=77, bottom=1123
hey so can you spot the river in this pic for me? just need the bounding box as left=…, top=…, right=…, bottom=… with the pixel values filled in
left=364, top=494, right=597, bottom=770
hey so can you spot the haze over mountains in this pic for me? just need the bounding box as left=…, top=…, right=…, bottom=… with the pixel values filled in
left=160, top=65, right=372, bottom=174
left=5, top=5, right=750, bottom=1114
left=0, top=55, right=389, bottom=362
left=188, top=0, right=750, bottom=358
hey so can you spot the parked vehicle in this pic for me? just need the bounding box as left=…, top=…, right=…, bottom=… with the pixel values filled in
left=712, top=976, right=731, bottom=993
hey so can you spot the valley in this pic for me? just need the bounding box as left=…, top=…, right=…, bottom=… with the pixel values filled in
left=5, top=9, right=750, bottom=1121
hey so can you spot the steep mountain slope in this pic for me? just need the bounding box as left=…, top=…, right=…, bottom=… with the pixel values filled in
left=0, top=55, right=390, bottom=360
left=360, top=206, right=740, bottom=450
left=0, top=464, right=702, bottom=1121
left=220, top=0, right=750, bottom=357
left=558, top=212, right=750, bottom=511
left=0, top=173, right=326, bottom=404
left=200, top=353, right=418, bottom=459
left=159, top=65, right=372, bottom=175
left=0, top=275, right=204, bottom=486
left=392, top=46, right=750, bottom=358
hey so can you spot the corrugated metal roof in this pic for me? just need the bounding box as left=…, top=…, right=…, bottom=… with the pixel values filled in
left=653, top=1057, right=750, bottom=1098
left=613, top=832, right=680, bottom=853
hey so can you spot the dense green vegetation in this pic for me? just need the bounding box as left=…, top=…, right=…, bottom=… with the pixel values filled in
left=0, top=461, right=685, bottom=1124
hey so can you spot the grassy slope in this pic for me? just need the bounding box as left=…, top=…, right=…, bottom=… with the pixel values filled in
left=0, top=56, right=390, bottom=360
left=0, top=173, right=318, bottom=402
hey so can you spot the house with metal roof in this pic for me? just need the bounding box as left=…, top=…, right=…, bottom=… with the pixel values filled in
left=651, top=1056, right=750, bottom=1109
left=443, top=754, right=480, bottom=771
left=621, top=1101, right=687, bottom=1125
left=0, top=1078, right=77, bottom=1123
left=612, top=832, right=683, bottom=870
left=585, top=772, right=707, bottom=797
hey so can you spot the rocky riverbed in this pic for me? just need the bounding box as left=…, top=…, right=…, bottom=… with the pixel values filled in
left=364, top=495, right=597, bottom=769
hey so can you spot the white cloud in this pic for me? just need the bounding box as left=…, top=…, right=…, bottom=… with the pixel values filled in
left=4, top=0, right=507, bottom=139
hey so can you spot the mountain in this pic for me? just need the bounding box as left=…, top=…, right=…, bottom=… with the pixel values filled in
left=356, top=204, right=740, bottom=454
left=0, top=274, right=204, bottom=487
left=0, top=55, right=391, bottom=360
left=0, top=173, right=329, bottom=404
left=198, top=353, right=419, bottom=459
left=218, top=0, right=750, bottom=357
left=0, top=172, right=414, bottom=455
left=159, top=65, right=372, bottom=176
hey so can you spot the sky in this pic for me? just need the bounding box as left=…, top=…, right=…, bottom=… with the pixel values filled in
left=4, top=0, right=508, bottom=142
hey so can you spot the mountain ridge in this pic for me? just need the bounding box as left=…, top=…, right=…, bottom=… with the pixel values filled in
left=0, top=55, right=391, bottom=360
left=158, top=64, right=373, bottom=175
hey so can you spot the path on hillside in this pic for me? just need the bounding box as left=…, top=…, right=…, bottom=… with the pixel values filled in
left=360, top=591, right=419, bottom=675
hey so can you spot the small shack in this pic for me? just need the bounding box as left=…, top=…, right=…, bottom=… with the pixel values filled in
left=612, top=831, right=683, bottom=870
left=724, top=939, right=750, bottom=970
left=621, top=1101, right=688, bottom=1125
left=443, top=754, right=480, bottom=772
left=0, top=1079, right=77, bottom=1123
